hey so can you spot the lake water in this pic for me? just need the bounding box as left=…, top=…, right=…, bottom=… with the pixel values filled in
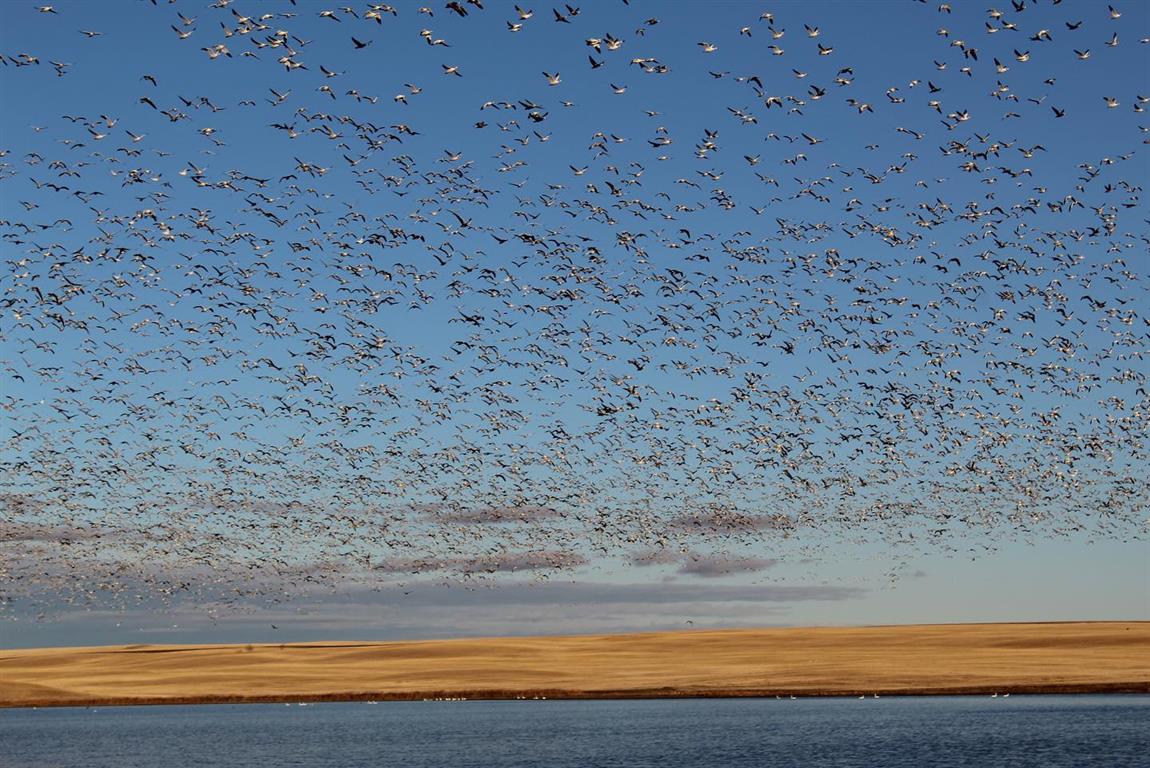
left=2, top=696, right=1147, bottom=767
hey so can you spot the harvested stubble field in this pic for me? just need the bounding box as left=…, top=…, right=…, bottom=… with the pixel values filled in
left=2, top=622, right=1147, bottom=707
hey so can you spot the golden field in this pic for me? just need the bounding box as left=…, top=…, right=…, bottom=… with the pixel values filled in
left=1, top=622, right=1147, bottom=707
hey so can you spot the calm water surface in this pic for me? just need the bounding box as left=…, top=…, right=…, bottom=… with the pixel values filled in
left=2, top=696, right=1147, bottom=767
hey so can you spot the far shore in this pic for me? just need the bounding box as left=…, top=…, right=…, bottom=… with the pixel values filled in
left=2, top=621, right=1147, bottom=708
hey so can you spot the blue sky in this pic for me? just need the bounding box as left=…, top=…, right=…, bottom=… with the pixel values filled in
left=1, top=0, right=1148, bottom=647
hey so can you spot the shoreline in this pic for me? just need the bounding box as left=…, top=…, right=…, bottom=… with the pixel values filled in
left=4, top=622, right=1147, bottom=710
left=7, top=682, right=1150, bottom=710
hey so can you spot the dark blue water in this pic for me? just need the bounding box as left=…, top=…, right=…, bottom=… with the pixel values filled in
left=2, top=696, right=1147, bottom=767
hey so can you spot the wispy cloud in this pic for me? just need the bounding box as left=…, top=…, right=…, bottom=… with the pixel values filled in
left=0, top=520, right=114, bottom=542
left=371, top=550, right=587, bottom=575
left=677, top=555, right=780, bottom=577
left=670, top=508, right=797, bottom=534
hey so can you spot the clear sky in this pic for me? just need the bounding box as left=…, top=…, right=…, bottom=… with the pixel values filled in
left=1, top=0, right=1147, bottom=648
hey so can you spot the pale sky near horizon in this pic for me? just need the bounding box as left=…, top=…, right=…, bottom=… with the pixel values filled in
left=2, top=0, right=1148, bottom=648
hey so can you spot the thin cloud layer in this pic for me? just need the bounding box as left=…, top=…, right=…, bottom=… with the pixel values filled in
left=1, top=579, right=867, bottom=647
left=678, top=556, right=781, bottom=578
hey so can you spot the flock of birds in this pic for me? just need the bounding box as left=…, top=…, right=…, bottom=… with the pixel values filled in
left=1, top=0, right=1147, bottom=619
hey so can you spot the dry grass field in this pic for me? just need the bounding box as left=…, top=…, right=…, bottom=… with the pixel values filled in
left=2, top=622, right=1147, bottom=707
